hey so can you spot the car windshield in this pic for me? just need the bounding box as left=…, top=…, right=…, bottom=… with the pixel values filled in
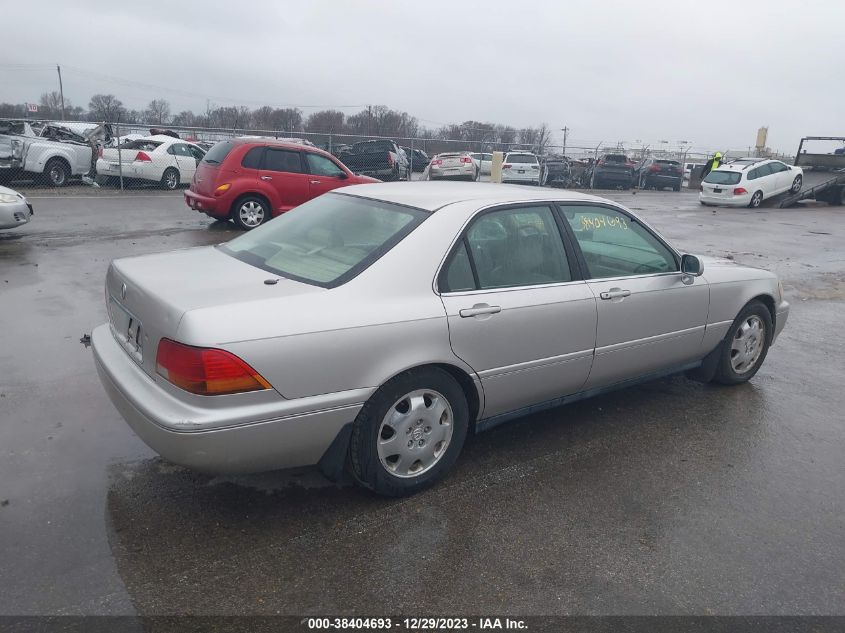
left=703, top=171, right=742, bottom=185
left=507, top=154, right=537, bottom=163
left=220, top=194, right=428, bottom=287
left=203, top=141, right=234, bottom=164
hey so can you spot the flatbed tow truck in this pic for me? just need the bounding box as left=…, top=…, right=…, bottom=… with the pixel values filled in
left=779, top=136, right=845, bottom=207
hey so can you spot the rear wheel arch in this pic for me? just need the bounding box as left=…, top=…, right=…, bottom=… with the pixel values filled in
left=230, top=191, right=271, bottom=216
left=379, top=362, right=481, bottom=428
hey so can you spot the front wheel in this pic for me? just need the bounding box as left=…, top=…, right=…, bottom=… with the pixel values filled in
left=349, top=367, right=469, bottom=496
left=749, top=190, right=764, bottom=208
left=712, top=301, right=772, bottom=384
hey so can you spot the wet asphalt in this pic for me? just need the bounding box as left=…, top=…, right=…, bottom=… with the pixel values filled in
left=0, top=186, right=842, bottom=616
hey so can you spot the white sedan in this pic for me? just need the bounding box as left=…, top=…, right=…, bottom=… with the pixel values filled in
left=0, top=185, right=33, bottom=230
left=97, top=135, right=206, bottom=190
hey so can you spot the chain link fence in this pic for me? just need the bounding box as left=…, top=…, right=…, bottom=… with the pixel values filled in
left=1, top=116, right=793, bottom=193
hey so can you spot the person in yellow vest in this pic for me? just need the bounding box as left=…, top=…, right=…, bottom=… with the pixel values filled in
left=700, top=151, right=723, bottom=180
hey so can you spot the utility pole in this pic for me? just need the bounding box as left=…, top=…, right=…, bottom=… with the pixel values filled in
left=367, top=105, right=372, bottom=137
left=57, top=64, right=65, bottom=121
left=560, top=126, right=569, bottom=157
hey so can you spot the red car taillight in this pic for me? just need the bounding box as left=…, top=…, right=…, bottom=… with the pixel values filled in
left=461, top=156, right=473, bottom=164
left=733, top=187, right=748, bottom=195
left=699, top=184, right=704, bottom=191
left=135, top=151, right=152, bottom=162
left=502, top=164, right=512, bottom=170
left=156, top=338, right=272, bottom=396
left=597, top=159, right=605, bottom=166
left=649, top=164, right=661, bottom=172
left=387, top=153, right=394, bottom=167
left=431, top=159, right=442, bottom=166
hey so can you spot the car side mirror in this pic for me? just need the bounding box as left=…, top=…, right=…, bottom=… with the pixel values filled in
left=681, top=254, right=704, bottom=276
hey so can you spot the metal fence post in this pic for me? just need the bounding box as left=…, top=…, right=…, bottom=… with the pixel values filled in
left=116, top=116, right=124, bottom=192
left=409, top=137, right=414, bottom=180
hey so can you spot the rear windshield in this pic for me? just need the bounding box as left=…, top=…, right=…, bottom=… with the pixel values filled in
left=703, top=171, right=742, bottom=185
left=656, top=160, right=680, bottom=165
left=506, top=154, right=538, bottom=164
left=351, top=140, right=394, bottom=154
left=603, top=154, right=628, bottom=162
left=119, top=139, right=162, bottom=150
left=203, top=141, right=234, bottom=165
left=220, top=194, right=428, bottom=288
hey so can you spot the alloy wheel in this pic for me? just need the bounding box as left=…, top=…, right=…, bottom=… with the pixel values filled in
left=238, top=201, right=265, bottom=228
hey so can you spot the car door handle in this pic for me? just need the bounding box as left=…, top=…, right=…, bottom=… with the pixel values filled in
left=599, top=289, right=631, bottom=300
left=260, top=175, right=272, bottom=181
left=310, top=180, right=321, bottom=184
left=459, top=303, right=502, bottom=318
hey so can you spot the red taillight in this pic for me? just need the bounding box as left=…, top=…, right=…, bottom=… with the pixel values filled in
left=502, top=163, right=512, bottom=169
left=461, top=156, right=473, bottom=164
left=135, top=151, right=152, bottom=162
left=597, top=159, right=605, bottom=166
left=733, top=187, right=748, bottom=195
left=699, top=184, right=704, bottom=192
left=431, top=159, right=442, bottom=166
left=387, top=153, right=394, bottom=167
left=156, top=338, right=272, bottom=396
left=649, top=164, right=661, bottom=172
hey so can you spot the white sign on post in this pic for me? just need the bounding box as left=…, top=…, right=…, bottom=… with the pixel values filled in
left=27, top=103, right=38, bottom=113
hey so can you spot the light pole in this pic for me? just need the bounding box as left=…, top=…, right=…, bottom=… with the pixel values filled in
left=560, top=126, right=569, bottom=157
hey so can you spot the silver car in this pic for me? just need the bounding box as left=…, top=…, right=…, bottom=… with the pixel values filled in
left=429, top=152, right=479, bottom=181
left=93, top=182, right=789, bottom=496
left=0, top=185, right=33, bottom=229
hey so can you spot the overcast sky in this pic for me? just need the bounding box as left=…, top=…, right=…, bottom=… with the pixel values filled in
left=2, top=0, right=843, bottom=154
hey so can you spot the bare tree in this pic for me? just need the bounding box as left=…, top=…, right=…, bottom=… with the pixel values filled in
left=305, top=109, right=345, bottom=133
left=39, top=91, right=69, bottom=118
left=271, top=108, right=303, bottom=133
left=252, top=106, right=274, bottom=131
left=144, top=99, right=171, bottom=125
left=87, top=94, right=125, bottom=122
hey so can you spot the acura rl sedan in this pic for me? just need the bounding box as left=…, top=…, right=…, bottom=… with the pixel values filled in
left=92, top=182, right=789, bottom=496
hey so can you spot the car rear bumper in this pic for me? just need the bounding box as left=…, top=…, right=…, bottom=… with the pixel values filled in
left=642, top=174, right=682, bottom=185
left=594, top=170, right=632, bottom=184
left=502, top=170, right=540, bottom=183
left=699, top=191, right=750, bottom=206
left=431, top=165, right=476, bottom=179
left=184, top=189, right=228, bottom=218
left=91, top=324, right=364, bottom=474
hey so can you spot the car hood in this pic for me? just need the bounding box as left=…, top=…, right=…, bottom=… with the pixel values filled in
left=699, top=255, right=776, bottom=282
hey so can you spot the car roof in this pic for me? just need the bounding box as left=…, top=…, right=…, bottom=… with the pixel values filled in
left=336, top=181, right=608, bottom=212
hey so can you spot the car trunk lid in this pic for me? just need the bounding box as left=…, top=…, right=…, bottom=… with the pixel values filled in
left=105, top=246, right=322, bottom=377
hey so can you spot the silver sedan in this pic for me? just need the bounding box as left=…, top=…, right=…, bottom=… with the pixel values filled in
left=0, top=185, right=33, bottom=230
left=92, top=182, right=789, bottom=496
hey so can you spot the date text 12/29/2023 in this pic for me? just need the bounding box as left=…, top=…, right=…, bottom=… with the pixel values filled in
left=305, top=617, right=528, bottom=630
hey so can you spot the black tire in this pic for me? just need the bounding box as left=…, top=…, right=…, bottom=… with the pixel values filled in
left=673, top=184, right=681, bottom=192
left=44, top=158, right=69, bottom=187
left=749, top=190, right=763, bottom=208
left=700, top=200, right=710, bottom=206
left=349, top=367, right=469, bottom=497
left=161, top=167, right=180, bottom=190
left=712, top=301, right=773, bottom=385
left=231, top=195, right=270, bottom=231
left=790, top=175, right=802, bottom=194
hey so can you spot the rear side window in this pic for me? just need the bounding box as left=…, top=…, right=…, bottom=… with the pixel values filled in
left=241, top=146, right=264, bottom=169
left=442, top=205, right=572, bottom=291
left=704, top=171, right=742, bottom=185
left=203, top=141, right=234, bottom=165
left=264, top=148, right=303, bottom=174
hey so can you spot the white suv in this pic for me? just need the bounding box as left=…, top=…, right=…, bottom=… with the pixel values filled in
left=699, top=158, right=803, bottom=208
left=502, top=151, right=540, bottom=185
